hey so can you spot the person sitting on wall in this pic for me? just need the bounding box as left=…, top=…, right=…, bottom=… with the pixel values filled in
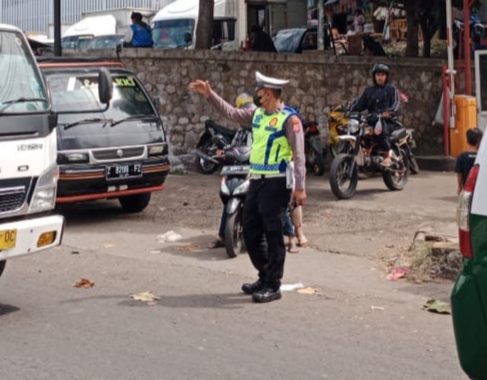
left=124, top=12, right=153, bottom=48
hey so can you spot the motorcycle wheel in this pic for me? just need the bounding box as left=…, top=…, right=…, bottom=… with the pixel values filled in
left=383, top=149, right=409, bottom=191
left=224, top=209, right=244, bottom=258
left=196, top=140, right=218, bottom=174
left=0, top=260, right=5, bottom=278
left=308, top=146, right=326, bottom=176
left=329, top=153, right=358, bottom=200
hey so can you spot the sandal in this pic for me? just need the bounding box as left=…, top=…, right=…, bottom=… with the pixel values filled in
left=208, top=239, right=225, bottom=249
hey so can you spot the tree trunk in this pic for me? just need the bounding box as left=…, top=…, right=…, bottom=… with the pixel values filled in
left=404, top=1, right=419, bottom=57
left=195, top=0, right=214, bottom=49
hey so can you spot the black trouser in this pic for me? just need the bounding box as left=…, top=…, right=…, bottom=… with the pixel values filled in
left=242, top=177, right=291, bottom=290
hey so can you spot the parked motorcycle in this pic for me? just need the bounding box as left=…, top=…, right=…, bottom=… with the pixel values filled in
left=219, top=147, right=250, bottom=258
left=304, top=120, right=326, bottom=176
left=328, top=103, right=350, bottom=158
left=329, top=113, right=409, bottom=200
left=195, top=119, right=236, bottom=174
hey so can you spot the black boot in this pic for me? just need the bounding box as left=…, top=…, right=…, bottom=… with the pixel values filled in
left=241, top=280, right=264, bottom=295
left=252, top=287, right=282, bottom=303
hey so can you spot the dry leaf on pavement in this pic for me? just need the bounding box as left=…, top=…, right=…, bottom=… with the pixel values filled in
left=73, top=278, right=95, bottom=288
left=297, top=287, right=319, bottom=295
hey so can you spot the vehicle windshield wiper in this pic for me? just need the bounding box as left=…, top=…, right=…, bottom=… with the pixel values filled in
left=109, top=114, right=158, bottom=127
left=62, top=118, right=114, bottom=130
left=0, top=97, right=48, bottom=113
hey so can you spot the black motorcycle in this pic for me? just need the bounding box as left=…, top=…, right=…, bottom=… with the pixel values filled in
left=219, top=148, right=250, bottom=258
left=304, top=121, right=326, bottom=176
left=195, top=119, right=236, bottom=174
left=329, top=113, right=409, bottom=200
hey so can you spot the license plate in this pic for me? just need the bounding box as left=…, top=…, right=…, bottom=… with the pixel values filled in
left=106, top=164, right=142, bottom=179
left=0, top=229, right=16, bottom=250
left=221, top=165, right=250, bottom=176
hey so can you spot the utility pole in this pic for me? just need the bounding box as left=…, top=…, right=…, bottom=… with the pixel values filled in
left=446, top=0, right=456, bottom=128
left=54, top=0, right=61, bottom=56
left=317, top=0, right=325, bottom=50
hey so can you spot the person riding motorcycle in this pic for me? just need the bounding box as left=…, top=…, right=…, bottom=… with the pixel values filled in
left=350, top=63, right=401, bottom=167
left=209, top=93, right=255, bottom=249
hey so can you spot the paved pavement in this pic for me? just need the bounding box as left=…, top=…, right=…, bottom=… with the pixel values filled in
left=0, top=171, right=466, bottom=379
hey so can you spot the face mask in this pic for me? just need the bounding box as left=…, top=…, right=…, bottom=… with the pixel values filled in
left=253, top=94, right=262, bottom=107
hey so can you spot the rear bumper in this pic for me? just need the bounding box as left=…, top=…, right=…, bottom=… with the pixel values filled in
left=0, top=215, right=64, bottom=261
left=451, top=272, right=487, bottom=379
left=57, top=158, right=170, bottom=204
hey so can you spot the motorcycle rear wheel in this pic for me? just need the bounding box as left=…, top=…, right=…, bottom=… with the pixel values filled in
left=224, top=209, right=244, bottom=258
left=196, top=140, right=219, bottom=174
left=0, top=260, right=5, bottom=278
left=329, top=154, right=358, bottom=200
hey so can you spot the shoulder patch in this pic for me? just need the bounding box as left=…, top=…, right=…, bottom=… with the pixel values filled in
left=291, top=116, right=302, bottom=133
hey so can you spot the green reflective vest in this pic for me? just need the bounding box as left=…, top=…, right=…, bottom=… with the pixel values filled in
left=250, top=107, right=295, bottom=175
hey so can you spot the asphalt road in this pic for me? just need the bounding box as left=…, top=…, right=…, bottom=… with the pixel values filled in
left=0, top=171, right=466, bottom=380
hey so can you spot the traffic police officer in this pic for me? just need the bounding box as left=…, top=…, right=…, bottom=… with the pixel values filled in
left=189, top=71, right=307, bottom=303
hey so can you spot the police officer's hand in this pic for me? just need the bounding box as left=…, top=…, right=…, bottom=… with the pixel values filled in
left=293, top=190, right=307, bottom=206
left=188, top=80, right=212, bottom=98
left=382, top=111, right=391, bottom=118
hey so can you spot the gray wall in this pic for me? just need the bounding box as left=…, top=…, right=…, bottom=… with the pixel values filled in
left=82, top=49, right=445, bottom=155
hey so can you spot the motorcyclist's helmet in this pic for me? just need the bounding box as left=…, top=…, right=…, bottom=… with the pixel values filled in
left=371, top=63, right=390, bottom=75
left=235, top=92, right=256, bottom=110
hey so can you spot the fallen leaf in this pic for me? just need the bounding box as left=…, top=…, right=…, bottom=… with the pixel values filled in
left=423, top=299, right=451, bottom=315
left=130, top=291, right=160, bottom=303
left=73, top=278, right=95, bottom=288
left=297, top=287, right=319, bottom=295
left=71, top=250, right=80, bottom=255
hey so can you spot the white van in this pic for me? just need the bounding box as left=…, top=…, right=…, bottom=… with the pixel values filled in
left=151, top=0, right=239, bottom=50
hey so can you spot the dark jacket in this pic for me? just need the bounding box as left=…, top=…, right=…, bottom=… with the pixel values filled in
left=351, top=83, right=400, bottom=115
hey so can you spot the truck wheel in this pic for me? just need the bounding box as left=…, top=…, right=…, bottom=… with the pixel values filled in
left=0, top=260, right=5, bottom=278
left=119, top=193, right=151, bottom=213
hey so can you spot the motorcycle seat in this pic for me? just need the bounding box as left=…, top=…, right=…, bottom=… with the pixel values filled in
left=205, top=119, right=236, bottom=137
left=390, top=128, right=407, bottom=142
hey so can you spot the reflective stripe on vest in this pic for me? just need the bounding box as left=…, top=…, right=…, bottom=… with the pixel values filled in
left=249, top=107, right=294, bottom=175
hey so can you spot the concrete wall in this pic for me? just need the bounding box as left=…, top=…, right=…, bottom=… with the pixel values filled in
left=84, top=49, right=445, bottom=155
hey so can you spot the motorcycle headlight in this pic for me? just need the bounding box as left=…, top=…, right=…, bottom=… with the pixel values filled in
left=29, top=164, right=59, bottom=213
left=234, top=180, right=249, bottom=195
left=220, top=178, right=230, bottom=195
left=347, top=119, right=360, bottom=134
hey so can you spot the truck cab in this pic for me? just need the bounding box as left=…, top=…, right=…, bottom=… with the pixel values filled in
left=38, top=59, right=170, bottom=213
left=0, top=24, right=64, bottom=278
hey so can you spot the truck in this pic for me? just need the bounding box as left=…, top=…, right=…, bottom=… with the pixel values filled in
left=0, top=24, right=64, bottom=279
left=151, top=0, right=307, bottom=50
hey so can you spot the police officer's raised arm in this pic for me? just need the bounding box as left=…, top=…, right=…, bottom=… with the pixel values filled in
left=188, top=80, right=254, bottom=127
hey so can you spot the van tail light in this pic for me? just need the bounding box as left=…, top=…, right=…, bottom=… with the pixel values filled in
left=457, top=165, right=480, bottom=259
